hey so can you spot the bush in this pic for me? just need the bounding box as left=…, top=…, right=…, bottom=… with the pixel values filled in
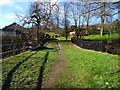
left=55, top=35, right=58, bottom=38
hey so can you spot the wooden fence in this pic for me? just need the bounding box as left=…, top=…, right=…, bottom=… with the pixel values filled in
left=0, top=42, right=29, bottom=59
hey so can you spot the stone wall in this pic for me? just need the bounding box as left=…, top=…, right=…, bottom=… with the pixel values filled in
left=71, top=37, right=120, bottom=55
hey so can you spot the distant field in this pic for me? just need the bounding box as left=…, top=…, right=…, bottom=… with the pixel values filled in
left=46, top=32, right=120, bottom=41
left=83, top=33, right=120, bottom=41
left=46, top=32, right=72, bottom=41
left=46, top=32, right=59, bottom=36
left=57, top=36, right=71, bottom=41
left=55, top=42, right=119, bottom=88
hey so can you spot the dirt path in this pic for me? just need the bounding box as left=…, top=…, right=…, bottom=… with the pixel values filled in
left=42, top=42, right=65, bottom=88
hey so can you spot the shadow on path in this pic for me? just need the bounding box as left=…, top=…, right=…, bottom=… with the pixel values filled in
left=2, top=51, right=38, bottom=90
left=36, top=52, right=49, bottom=90
left=41, top=47, right=54, bottom=50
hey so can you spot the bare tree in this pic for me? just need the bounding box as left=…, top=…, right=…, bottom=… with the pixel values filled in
left=70, top=2, right=80, bottom=39
left=84, top=1, right=120, bottom=36
left=84, top=2, right=94, bottom=35
left=99, top=2, right=115, bottom=36
left=50, top=3, right=61, bottom=33
left=17, top=1, right=58, bottom=42
left=63, top=2, right=70, bottom=41
left=100, top=2, right=106, bottom=36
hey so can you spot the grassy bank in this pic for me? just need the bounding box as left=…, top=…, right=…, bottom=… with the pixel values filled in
left=55, top=42, right=119, bottom=88
left=2, top=42, right=57, bottom=89
left=83, top=33, right=120, bottom=41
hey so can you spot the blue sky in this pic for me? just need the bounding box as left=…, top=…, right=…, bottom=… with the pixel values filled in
left=0, top=0, right=63, bottom=29
left=0, top=1, right=31, bottom=29
left=0, top=0, right=119, bottom=29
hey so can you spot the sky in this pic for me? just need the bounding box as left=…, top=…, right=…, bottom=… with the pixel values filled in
left=0, top=0, right=119, bottom=29
left=0, top=1, right=32, bottom=29
left=0, top=0, right=63, bottom=29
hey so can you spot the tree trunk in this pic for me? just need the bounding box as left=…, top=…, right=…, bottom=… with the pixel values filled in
left=37, top=26, right=39, bottom=43
left=100, top=15, right=104, bottom=36
left=75, top=20, right=79, bottom=39
left=64, top=3, right=68, bottom=41
left=65, top=26, right=68, bottom=41
left=86, top=3, right=90, bottom=35
left=86, top=20, right=89, bottom=35
left=100, top=2, right=106, bottom=36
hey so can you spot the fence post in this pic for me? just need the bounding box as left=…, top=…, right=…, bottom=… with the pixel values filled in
left=13, top=34, right=16, bottom=55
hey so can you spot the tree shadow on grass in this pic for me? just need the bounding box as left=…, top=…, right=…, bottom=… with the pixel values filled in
left=36, top=51, right=49, bottom=90
left=31, top=46, right=55, bottom=51
left=2, top=51, right=38, bottom=90
left=41, top=47, right=54, bottom=50
left=36, top=46, right=58, bottom=52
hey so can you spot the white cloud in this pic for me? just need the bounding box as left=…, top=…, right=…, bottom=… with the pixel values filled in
left=0, top=0, right=13, bottom=6
left=4, top=13, right=17, bottom=21
left=0, top=13, right=2, bottom=17
left=34, top=0, right=62, bottom=2
left=15, top=5, right=23, bottom=11
left=16, top=13, right=25, bottom=17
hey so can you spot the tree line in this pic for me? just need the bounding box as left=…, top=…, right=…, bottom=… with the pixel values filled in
left=18, top=1, right=120, bottom=41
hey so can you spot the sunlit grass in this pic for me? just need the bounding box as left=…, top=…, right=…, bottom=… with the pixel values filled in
left=2, top=42, right=57, bottom=88
left=83, top=33, right=120, bottom=41
left=55, top=42, right=119, bottom=88
left=57, top=36, right=72, bottom=41
left=46, top=32, right=59, bottom=36
left=46, top=32, right=72, bottom=41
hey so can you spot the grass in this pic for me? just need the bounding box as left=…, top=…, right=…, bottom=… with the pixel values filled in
left=83, top=33, right=120, bottom=41
left=55, top=42, right=119, bottom=88
left=2, top=42, right=57, bottom=89
left=46, top=32, right=119, bottom=41
left=1, top=40, right=119, bottom=88
left=46, top=31, right=72, bottom=41
left=57, top=36, right=71, bottom=41
left=46, top=32, right=59, bottom=36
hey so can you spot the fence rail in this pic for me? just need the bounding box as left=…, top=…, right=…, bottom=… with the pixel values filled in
left=0, top=48, right=26, bottom=54
left=0, top=42, right=29, bottom=59
left=0, top=43, right=23, bottom=46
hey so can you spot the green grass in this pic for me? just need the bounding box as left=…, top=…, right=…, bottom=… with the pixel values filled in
left=57, top=36, right=71, bottom=41
left=55, top=42, right=119, bottom=88
left=46, top=32, right=59, bottom=36
left=2, top=42, right=57, bottom=88
left=83, top=33, right=120, bottom=41
left=46, top=31, right=72, bottom=41
left=2, top=41, right=119, bottom=88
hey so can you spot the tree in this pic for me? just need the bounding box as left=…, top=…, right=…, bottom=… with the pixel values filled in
left=70, top=2, right=80, bottom=39
left=112, top=19, right=120, bottom=33
left=18, top=1, right=58, bottom=42
left=100, top=2, right=106, bottom=36
left=52, top=3, right=60, bottom=31
left=84, top=1, right=120, bottom=36
left=63, top=2, right=70, bottom=41
left=84, top=2, right=94, bottom=35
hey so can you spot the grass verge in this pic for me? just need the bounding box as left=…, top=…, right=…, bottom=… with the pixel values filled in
left=55, top=42, right=119, bottom=88
left=83, top=33, right=120, bottom=41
